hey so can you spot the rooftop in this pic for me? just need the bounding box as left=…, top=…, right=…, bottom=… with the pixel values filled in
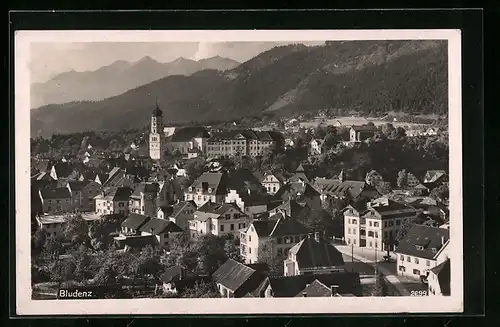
left=396, top=225, right=450, bottom=260
left=289, top=235, right=345, bottom=270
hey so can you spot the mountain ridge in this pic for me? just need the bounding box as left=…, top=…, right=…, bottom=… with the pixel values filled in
left=31, top=40, right=448, bottom=137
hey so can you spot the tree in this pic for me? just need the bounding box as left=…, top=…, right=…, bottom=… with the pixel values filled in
left=395, top=218, right=415, bottom=244
left=223, top=234, right=243, bottom=263
left=185, top=158, right=206, bottom=181
left=313, top=125, right=327, bottom=139
left=63, top=214, right=90, bottom=246
left=88, top=215, right=122, bottom=250
left=71, top=245, right=93, bottom=281
left=133, top=245, right=163, bottom=280
left=371, top=273, right=389, bottom=296
left=373, top=181, right=392, bottom=195
left=51, top=259, right=76, bottom=284
left=381, top=123, right=396, bottom=136
left=42, top=234, right=64, bottom=260
left=259, top=240, right=283, bottom=276
left=396, top=169, right=408, bottom=188
left=32, top=229, right=47, bottom=256
left=181, top=281, right=221, bottom=298
left=429, top=184, right=449, bottom=203
left=192, top=234, right=227, bottom=275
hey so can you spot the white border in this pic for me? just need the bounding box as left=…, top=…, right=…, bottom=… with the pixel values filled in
left=15, top=29, right=463, bottom=315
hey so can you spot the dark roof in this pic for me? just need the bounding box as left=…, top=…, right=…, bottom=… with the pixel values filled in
left=274, top=182, right=320, bottom=201
left=268, top=213, right=310, bottom=237
left=265, top=272, right=361, bottom=297
left=39, top=187, right=71, bottom=199
left=396, top=225, right=449, bottom=260
left=52, top=162, right=73, bottom=178
left=131, top=182, right=159, bottom=197
left=315, top=178, right=379, bottom=199
left=197, top=201, right=241, bottom=215
left=275, top=199, right=310, bottom=218
left=115, top=235, right=156, bottom=249
left=364, top=199, right=421, bottom=219
left=33, top=159, right=53, bottom=173
left=95, top=186, right=133, bottom=201
left=227, top=168, right=265, bottom=192
left=296, top=279, right=333, bottom=297
left=290, top=236, right=345, bottom=270
left=171, top=201, right=197, bottom=218
left=160, top=265, right=197, bottom=284
left=430, top=259, right=450, bottom=295
left=250, top=220, right=276, bottom=237
left=170, top=126, right=210, bottom=142
left=262, top=170, right=286, bottom=183
left=152, top=104, right=163, bottom=117
left=121, top=213, right=151, bottom=230
left=350, top=124, right=379, bottom=132
left=139, top=218, right=183, bottom=235
left=67, top=180, right=89, bottom=192
left=212, top=259, right=266, bottom=296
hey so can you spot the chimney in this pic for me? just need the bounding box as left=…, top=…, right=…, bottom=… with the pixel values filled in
left=308, top=233, right=313, bottom=239
left=302, top=292, right=307, bottom=297
left=441, top=236, right=445, bottom=245
left=331, top=285, right=339, bottom=296
left=314, top=232, right=320, bottom=242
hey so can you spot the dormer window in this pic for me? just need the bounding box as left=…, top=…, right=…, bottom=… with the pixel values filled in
left=431, top=247, right=437, bottom=253
left=208, top=188, right=213, bottom=193
left=189, top=187, right=193, bottom=192
left=416, top=245, right=424, bottom=251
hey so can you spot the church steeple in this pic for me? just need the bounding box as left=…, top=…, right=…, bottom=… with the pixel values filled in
left=149, top=98, right=164, bottom=161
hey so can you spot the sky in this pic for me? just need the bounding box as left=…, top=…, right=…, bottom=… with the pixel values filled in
left=30, top=41, right=325, bottom=83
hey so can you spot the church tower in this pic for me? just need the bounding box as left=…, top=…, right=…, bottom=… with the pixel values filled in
left=149, top=101, right=164, bottom=161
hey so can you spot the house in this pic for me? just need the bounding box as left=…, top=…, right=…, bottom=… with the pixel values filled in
left=139, top=218, right=183, bottom=248
left=349, top=125, right=378, bottom=142
left=163, top=126, right=176, bottom=137
left=120, top=213, right=152, bottom=235
left=188, top=202, right=250, bottom=238
left=240, top=212, right=310, bottom=264
left=66, top=180, right=101, bottom=212
left=94, top=186, right=133, bottom=215
left=314, top=176, right=381, bottom=205
left=269, top=199, right=311, bottom=218
left=38, top=187, right=73, bottom=214
left=422, top=127, right=439, bottom=136
left=50, top=162, right=73, bottom=180
left=427, top=258, right=450, bottom=296
left=184, top=171, right=230, bottom=207
left=114, top=234, right=157, bottom=252
left=261, top=170, right=286, bottom=195
left=206, top=129, right=284, bottom=159
left=398, top=170, right=424, bottom=189
left=157, top=200, right=197, bottom=230
left=284, top=232, right=345, bottom=276
left=32, top=159, right=53, bottom=174
left=94, top=173, right=108, bottom=185
left=308, top=139, right=325, bottom=156
left=128, top=182, right=160, bottom=217
left=394, top=225, right=450, bottom=279
left=171, top=162, right=187, bottom=177
left=31, top=171, right=57, bottom=190
left=36, top=212, right=103, bottom=237
left=160, top=265, right=207, bottom=294
left=343, top=197, right=422, bottom=250
left=225, top=189, right=270, bottom=219
left=212, top=258, right=268, bottom=298
left=423, top=170, right=448, bottom=187
left=289, top=163, right=316, bottom=183
left=249, top=272, right=362, bottom=298
left=166, top=126, right=211, bottom=155
left=274, top=180, right=322, bottom=211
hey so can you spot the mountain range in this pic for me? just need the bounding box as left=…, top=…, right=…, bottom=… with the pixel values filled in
left=31, top=40, right=448, bottom=137
left=30, top=55, right=240, bottom=108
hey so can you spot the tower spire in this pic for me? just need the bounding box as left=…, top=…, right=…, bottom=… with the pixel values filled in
left=156, top=96, right=160, bottom=109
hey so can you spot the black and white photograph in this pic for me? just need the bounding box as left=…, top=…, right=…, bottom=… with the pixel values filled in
left=15, top=29, right=463, bottom=315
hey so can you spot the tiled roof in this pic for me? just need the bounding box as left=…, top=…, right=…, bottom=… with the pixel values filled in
left=52, top=162, right=73, bottom=178
left=170, top=126, right=210, bottom=142
left=139, top=218, right=183, bottom=235
left=269, top=213, right=310, bottom=237
left=94, top=186, right=133, bottom=201
left=67, top=180, right=90, bottom=192
left=395, top=225, right=449, bottom=260
left=265, top=272, right=361, bottom=297
left=120, top=235, right=157, bottom=249
left=289, top=236, right=345, bottom=270
left=121, top=213, right=151, bottom=230
left=131, top=182, right=160, bottom=197
left=315, top=178, right=377, bottom=199
left=207, top=129, right=258, bottom=142
left=39, top=187, right=71, bottom=199
left=212, top=259, right=266, bottom=296
left=424, top=170, right=447, bottom=184
left=160, top=265, right=197, bottom=284
left=227, top=168, right=265, bottom=192
left=250, top=220, right=276, bottom=237
left=274, top=182, right=320, bottom=201
left=33, top=159, right=53, bottom=173
left=188, top=172, right=229, bottom=195
left=296, top=279, right=332, bottom=297
left=275, top=200, right=310, bottom=218
left=365, top=199, right=421, bottom=219
left=171, top=201, right=197, bottom=218
left=195, top=202, right=242, bottom=222
left=430, top=258, right=450, bottom=295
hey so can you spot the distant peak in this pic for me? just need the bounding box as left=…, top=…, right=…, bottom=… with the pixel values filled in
left=137, top=56, right=158, bottom=63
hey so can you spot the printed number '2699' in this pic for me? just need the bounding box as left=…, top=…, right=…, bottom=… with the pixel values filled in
left=410, top=290, right=427, bottom=296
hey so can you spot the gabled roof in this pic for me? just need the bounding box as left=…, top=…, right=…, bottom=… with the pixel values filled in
left=269, top=213, right=310, bottom=237
left=160, top=265, right=198, bottom=284
left=262, top=170, right=286, bottom=183
left=275, top=199, right=310, bottom=218
left=195, top=202, right=243, bottom=222
left=139, top=218, right=183, bottom=235
left=249, top=220, right=276, bottom=237
left=169, top=200, right=197, bottom=218
left=131, top=182, right=160, bottom=197
left=121, top=213, right=151, bottom=230
left=169, top=126, right=210, bottom=142
left=430, top=258, right=450, bottom=295
left=364, top=199, right=421, bottom=219
left=424, top=170, right=447, bottom=184
left=118, top=235, right=156, bottom=249
left=395, top=225, right=450, bottom=260
left=264, top=272, right=361, bottom=297
left=315, top=178, right=378, bottom=199
left=296, top=279, right=333, bottom=297
left=94, top=186, right=133, bottom=201
left=350, top=124, right=378, bottom=132
left=274, top=182, right=320, bottom=201
left=188, top=172, right=229, bottom=195
left=52, top=162, right=73, bottom=178
left=212, top=259, right=266, bottom=295
left=33, top=159, right=53, bottom=173
left=39, top=187, right=71, bottom=199
left=67, top=180, right=90, bottom=192
left=289, top=236, right=345, bottom=270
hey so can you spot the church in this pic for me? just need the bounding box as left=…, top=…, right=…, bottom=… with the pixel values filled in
left=149, top=102, right=165, bottom=161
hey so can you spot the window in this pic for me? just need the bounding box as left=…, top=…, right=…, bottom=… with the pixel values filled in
left=220, top=225, right=224, bottom=232
left=396, top=219, right=401, bottom=226
left=347, top=239, right=351, bottom=244
left=277, top=237, right=283, bottom=244
left=399, top=266, right=406, bottom=272
left=374, top=222, right=379, bottom=227
left=414, top=258, right=419, bottom=264
left=375, top=232, right=378, bottom=238
left=225, top=214, right=231, bottom=220
left=413, top=269, right=420, bottom=275
left=249, top=247, right=252, bottom=254
left=426, top=260, right=430, bottom=267
left=352, top=219, right=357, bottom=224
left=294, top=236, right=300, bottom=243
left=407, top=256, right=411, bottom=262
left=348, top=228, right=351, bottom=234
left=353, top=239, right=357, bottom=245
left=119, top=202, right=124, bottom=207
left=416, top=245, right=424, bottom=250
left=368, top=231, right=374, bottom=237
left=353, top=229, right=356, bottom=235
left=400, top=255, right=404, bottom=261
left=277, top=248, right=283, bottom=256
left=248, top=235, right=251, bottom=242
left=230, top=224, right=234, bottom=231
left=375, top=242, right=378, bottom=249
left=369, top=221, right=372, bottom=227
left=369, top=241, right=372, bottom=247
left=384, top=221, right=388, bottom=228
